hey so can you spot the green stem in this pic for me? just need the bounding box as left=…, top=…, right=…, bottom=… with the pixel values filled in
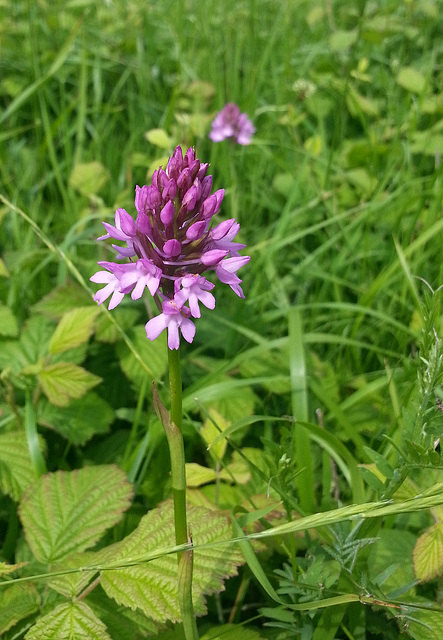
left=168, top=347, right=188, bottom=550
left=166, top=347, right=199, bottom=639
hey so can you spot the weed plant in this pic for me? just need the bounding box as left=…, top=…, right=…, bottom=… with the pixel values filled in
left=1, top=0, right=443, bottom=638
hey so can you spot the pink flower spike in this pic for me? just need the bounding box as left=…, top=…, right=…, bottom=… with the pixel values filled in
left=145, top=300, right=195, bottom=350
left=209, top=103, right=255, bottom=145
left=174, top=274, right=215, bottom=318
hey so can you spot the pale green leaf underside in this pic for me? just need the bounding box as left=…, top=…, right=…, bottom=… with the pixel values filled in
left=0, top=430, right=40, bottom=501
left=49, top=307, right=99, bottom=355
left=100, top=501, right=243, bottom=623
left=38, top=362, right=102, bottom=407
left=413, top=523, right=443, bottom=582
left=19, top=465, right=133, bottom=563
left=0, top=584, right=40, bottom=634
left=24, top=601, right=111, bottom=640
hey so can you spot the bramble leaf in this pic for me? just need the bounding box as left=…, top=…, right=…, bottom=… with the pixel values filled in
left=24, top=601, right=111, bottom=640
left=48, top=307, right=99, bottom=355
left=32, top=282, right=92, bottom=320
left=0, top=584, right=40, bottom=635
left=38, top=362, right=102, bottom=407
left=201, top=624, right=265, bottom=639
left=19, top=465, right=133, bottom=563
left=38, top=393, right=113, bottom=445
left=413, top=523, right=443, bottom=582
left=100, top=500, right=243, bottom=623
left=0, top=430, right=42, bottom=501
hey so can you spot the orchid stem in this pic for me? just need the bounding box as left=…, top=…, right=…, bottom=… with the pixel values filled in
left=167, top=347, right=199, bottom=639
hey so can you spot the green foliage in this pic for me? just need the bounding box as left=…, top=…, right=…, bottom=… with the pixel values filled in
left=19, top=465, right=133, bottom=563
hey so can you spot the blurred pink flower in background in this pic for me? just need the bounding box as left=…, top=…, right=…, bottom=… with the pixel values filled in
left=209, top=103, right=255, bottom=145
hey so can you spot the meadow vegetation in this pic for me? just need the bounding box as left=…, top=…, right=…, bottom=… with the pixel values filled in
left=1, top=0, right=443, bottom=638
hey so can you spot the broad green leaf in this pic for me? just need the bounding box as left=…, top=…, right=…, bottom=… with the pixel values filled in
left=69, top=162, right=110, bottom=197
left=49, top=307, right=99, bottom=355
left=145, top=128, right=173, bottom=149
left=329, top=30, right=358, bottom=52
left=201, top=624, right=265, bottom=639
left=0, top=304, right=18, bottom=336
left=406, top=607, right=443, bottom=640
left=396, top=66, right=426, bottom=94
left=38, top=362, right=102, bottom=407
left=0, top=430, right=41, bottom=501
left=117, top=324, right=168, bottom=385
left=25, top=601, right=111, bottom=640
left=186, top=463, right=217, bottom=486
left=200, top=409, right=230, bottom=460
left=100, top=501, right=243, bottom=622
left=186, top=459, right=251, bottom=487
left=33, top=282, right=92, bottom=320
left=38, top=393, right=113, bottom=445
left=0, top=584, right=40, bottom=635
left=19, top=465, right=133, bottom=563
left=413, top=523, right=443, bottom=582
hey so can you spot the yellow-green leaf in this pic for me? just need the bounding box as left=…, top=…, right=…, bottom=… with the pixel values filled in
left=145, top=128, right=173, bottom=149
left=38, top=362, right=102, bottom=407
left=69, top=162, right=110, bottom=197
left=49, top=307, right=99, bottom=354
left=413, top=523, right=443, bottom=582
left=19, top=465, right=133, bottom=564
left=396, top=66, right=427, bottom=94
left=200, top=409, right=230, bottom=460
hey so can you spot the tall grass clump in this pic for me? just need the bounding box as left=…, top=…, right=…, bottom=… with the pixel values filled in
left=1, top=1, right=443, bottom=638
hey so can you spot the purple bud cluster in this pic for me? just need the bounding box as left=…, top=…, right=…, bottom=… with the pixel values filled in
left=90, top=146, right=249, bottom=350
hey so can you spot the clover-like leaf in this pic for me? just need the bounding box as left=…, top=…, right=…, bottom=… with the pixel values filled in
left=24, top=601, right=111, bottom=640
left=19, top=465, right=133, bottom=563
left=100, top=500, right=243, bottom=623
left=38, top=362, right=102, bottom=407
left=413, top=523, right=443, bottom=582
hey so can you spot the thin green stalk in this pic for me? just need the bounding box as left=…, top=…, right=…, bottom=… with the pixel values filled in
left=166, top=347, right=199, bottom=639
left=168, top=347, right=188, bottom=550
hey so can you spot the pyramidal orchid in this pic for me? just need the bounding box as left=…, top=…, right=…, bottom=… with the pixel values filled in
left=90, top=146, right=250, bottom=349
left=209, top=103, right=255, bottom=145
